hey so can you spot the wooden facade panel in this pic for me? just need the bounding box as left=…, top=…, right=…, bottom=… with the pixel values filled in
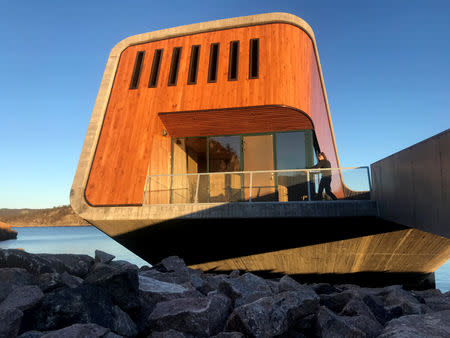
left=159, top=106, right=313, bottom=137
left=86, top=23, right=333, bottom=206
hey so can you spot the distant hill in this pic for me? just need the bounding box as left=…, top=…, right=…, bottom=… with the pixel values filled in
left=0, top=205, right=90, bottom=226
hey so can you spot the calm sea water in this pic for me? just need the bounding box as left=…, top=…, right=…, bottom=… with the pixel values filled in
left=1, top=226, right=449, bottom=292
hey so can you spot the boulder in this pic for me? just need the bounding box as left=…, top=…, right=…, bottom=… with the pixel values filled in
left=379, top=310, right=450, bottom=337
left=109, top=260, right=139, bottom=271
left=111, top=305, right=138, bottom=337
left=0, top=268, right=35, bottom=303
left=148, top=292, right=232, bottom=337
left=218, top=272, right=274, bottom=307
left=311, top=283, right=340, bottom=295
left=36, top=271, right=83, bottom=292
left=38, top=253, right=94, bottom=277
left=226, top=290, right=319, bottom=337
left=412, top=289, right=450, bottom=312
left=0, top=307, right=23, bottom=338
left=18, top=330, right=44, bottom=338
left=22, top=284, right=117, bottom=333
left=382, top=285, right=428, bottom=317
left=0, top=249, right=57, bottom=275
left=83, top=263, right=140, bottom=313
left=39, top=323, right=110, bottom=338
left=94, top=250, right=115, bottom=264
left=320, top=290, right=355, bottom=313
left=314, top=306, right=365, bottom=338
left=149, top=329, right=194, bottom=337
left=212, top=333, right=245, bottom=338
left=0, top=285, right=44, bottom=313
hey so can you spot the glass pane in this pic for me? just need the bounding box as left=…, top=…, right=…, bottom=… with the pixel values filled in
left=276, top=131, right=306, bottom=170
left=209, top=136, right=241, bottom=172
left=243, top=135, right=275, bottom=201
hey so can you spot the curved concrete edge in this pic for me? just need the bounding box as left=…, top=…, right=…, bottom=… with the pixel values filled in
left=72, top=200, right=378, bottom=237
left=70, top=12, right=340, bottom=222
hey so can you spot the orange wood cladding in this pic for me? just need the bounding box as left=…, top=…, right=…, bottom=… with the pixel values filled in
left=86, top=23, right=338, bottom=205
left=159, top=106, right=313, bottom=138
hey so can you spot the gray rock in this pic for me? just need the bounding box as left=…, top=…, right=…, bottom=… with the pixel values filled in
left=0, top=249, right=57, bottom=275
left=95, top=249, right=115, bottom=264
left=383, top=285, right=428, bottom=317
left=84, top=263, right=140, bottom=313
left=109, top=259, right=139, bottom=271
left=212, top=333, right=245, bottom=338
left=0, top=307, right=23, bottom=338
left=140, top=265, right=205, bottom=291
left=149, top=329, right=194, bottom=337
left=22, top=284, right=116, bottom=333
left=315, top=306, right=365, bottom=338
left=361, top=292, right=393, bottom=325
left=39, top=253, right=94, bottom=277
left=379, top=310, right=450, bottom=338
left=59, top=271, right=83, bottom=288
left=148, top=293, right=232, bottom=337
left=0, top=268, right=35, bottom=286
left=36, top=273, right=64, bottom=292
left=218, top=272, right=274, bottom=307
left=346, top=315, right=383, bottom=338
left=18, top=330, right=44, bottom=338
left=112, top=305, right=138, bottom=337
left=139, top=275, right=188, bottom=294
left=311, top=283, right=340, bottom=295
left=320, top=290, right=355, bottom=313
left=412, top=289, right=450, bottom=312
left=0, top=285, right=44, bottom=312
left=226, top=290, right=319, bottom=337
left=340, top=297, right=379, bottom=323
left=40, top=323, right=110, bottom=338
left=278, top=275, right=306, bottom=292
left=158, top=256, right=188, bottom=272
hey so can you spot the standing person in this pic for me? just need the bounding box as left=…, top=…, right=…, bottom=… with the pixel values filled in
left=310, top=152, right=337, bottom=200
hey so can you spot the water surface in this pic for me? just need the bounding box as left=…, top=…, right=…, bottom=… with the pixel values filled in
left=1, top=226, right=448, bottom=292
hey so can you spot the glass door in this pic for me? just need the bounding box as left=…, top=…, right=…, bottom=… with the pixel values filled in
left=243, top=135, right=276, bottom=201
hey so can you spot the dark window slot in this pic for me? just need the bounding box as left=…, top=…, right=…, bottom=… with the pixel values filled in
left=129, top=51, right=145, bottom=89
left=168, top=47, right=182, bottom=86
left=228, top=41, right=239, bottom=81
left=187, top=45, right=200, bottom=84
left=249, top=39, right=259, bottom=79
left=148, top=49, right=163, bottom=88
left=208, top=43, right=220, bottom=83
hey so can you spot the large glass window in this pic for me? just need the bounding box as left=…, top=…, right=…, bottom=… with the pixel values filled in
left=170, top=130, right=315, bottom=203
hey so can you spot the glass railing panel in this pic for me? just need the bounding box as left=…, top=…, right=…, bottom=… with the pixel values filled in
left=277, top=171, right=309, bottom=202
left=143, top=167, right=372, bottom=204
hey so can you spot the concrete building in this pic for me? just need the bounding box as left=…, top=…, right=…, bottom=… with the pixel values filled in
left=71, top=13, right=449, bottom=288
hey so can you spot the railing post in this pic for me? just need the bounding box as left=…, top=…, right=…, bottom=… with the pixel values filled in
left=195, top=174, right=200, bottom=203
left=249, top=172, right=253, bottom=202
left=367, top=166, right=372, bottom=200
left=142, top=175, right=149, bottom=205
left=306, top=170, right=311, bottom=201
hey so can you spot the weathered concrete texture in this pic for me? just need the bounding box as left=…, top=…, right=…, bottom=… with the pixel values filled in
left=371, top=129, right=450, bottom=239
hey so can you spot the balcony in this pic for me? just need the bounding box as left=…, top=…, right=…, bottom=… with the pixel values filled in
left=143, top=167, right=371, bottom=205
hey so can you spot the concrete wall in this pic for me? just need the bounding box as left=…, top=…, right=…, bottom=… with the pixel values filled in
left=371, top=129, right=449, bottom=238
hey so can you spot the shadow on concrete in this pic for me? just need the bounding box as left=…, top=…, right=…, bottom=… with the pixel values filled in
left=114, top=216, right=406, bottom=266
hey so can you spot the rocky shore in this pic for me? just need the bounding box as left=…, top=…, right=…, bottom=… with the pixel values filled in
left=0, top=222, right=18, bottom=241
left=0, top=248, right=449, bottom=337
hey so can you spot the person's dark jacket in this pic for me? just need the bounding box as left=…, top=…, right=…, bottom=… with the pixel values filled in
left=310, top=159, right=332, bottom=177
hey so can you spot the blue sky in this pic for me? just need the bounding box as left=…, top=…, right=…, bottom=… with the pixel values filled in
left=0, top=0, right=449, bottom=208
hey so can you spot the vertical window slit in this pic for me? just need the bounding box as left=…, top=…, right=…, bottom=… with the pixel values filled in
left=168, top=47, right=182, bottom=86
left=208, top=43, right=219, bottom=83
left=249, top=39, right=259, bottom=79
left=228, top=41, right=239, bottom=81
left=188, top=45, right=200, bottom=84
left=148, top=49, right=163, bottom=88
left=129, top=51, right=145, bottom=89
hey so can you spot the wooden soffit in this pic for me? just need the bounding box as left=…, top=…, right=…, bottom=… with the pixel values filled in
left=158, top=105, right=313, bottom=137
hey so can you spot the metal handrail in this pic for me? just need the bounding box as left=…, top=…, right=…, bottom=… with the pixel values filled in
left=143, top=167, right=371, bottom=204
left=147, top=166, right=369, bottom=177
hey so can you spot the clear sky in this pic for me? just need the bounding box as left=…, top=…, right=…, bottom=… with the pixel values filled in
left=0, top=0, right=449, bottom=208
